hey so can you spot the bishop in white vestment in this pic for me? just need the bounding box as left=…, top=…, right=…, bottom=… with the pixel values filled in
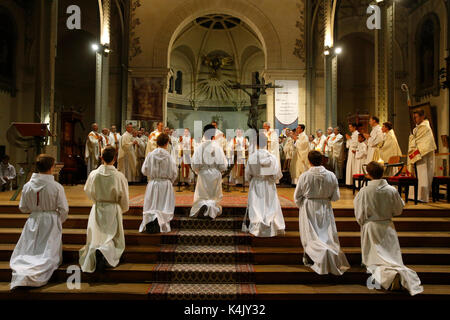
left=10, top=155, right=68, bottom=289
left=294, top=151, right=350, bottom=275
left=190, top=125, right=227, bottom=219
left=140, top=134, right=178, bottom=233
left=79, top=147, right=129, bottom=273
left=354, top=162, right=423, bottom=296
left=245, top=140, right=285, bottom=237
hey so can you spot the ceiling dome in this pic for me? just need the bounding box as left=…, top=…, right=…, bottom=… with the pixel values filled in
left=195, top=14, right=241, bottom=30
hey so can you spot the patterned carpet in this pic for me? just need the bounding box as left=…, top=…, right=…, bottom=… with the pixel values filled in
left=129, top=193, right=296, bottom=208
left=148, top=213, right=257, bottom=299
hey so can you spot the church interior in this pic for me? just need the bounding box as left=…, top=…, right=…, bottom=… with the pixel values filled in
left=0, top=0, right=450, bottom=303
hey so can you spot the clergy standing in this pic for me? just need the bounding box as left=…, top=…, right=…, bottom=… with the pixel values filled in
left=331, top=127, right=345, bottom=180
left=324, top=127, right=335, bottom=163
left=118, top=123, right=139, bottom=182
left=109, top=125, right=121, bottom=151
left=290, top=124, right=309, bottom=185
left=179, top=128, right=195, bottom=185
left=313, top=129, right=326, bottom=153
left=263, top=122, right=282, bottom=181
left=10, top=154, right=68, bottom=289
left=140, top=133, right=178, bottom=233
left=245, top=134, right=285, bottom=237
left=282, top=130, right=295, bottom=170
left=229, top=129, right=248, bottom=185
left=190, top=124, right=227, bottom=219
left=101, top=128, right=111, bottom=152
left=354, top=162, right=423, bottom=295
left=0, top=155, right=16, bottom=191
left=408, top=110, right=437, bottom=202
left=146, top=121, right=164, bottom=156
left=380, top=121, right=402, bottom=176
left=345, top=123, right=359, bottom=185
left=79, top=147, right=129, bottom=273
left=85, top=123, right=102, bottom=175
left=294, top=151, right=350, bottom=275
left=363, top=116, right=384, bottom=162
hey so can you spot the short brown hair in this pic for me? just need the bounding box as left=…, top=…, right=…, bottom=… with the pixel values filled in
left=157, top=133, right=170, bottom=147
left=102, top=146, right=116, bottom=163
left=413, top=109, right=425, bottom=117
left=383, top=121, right=393, bottom=130
left=366, top=161, right=384, bottom=179
left=308, top=150, right=323, bottom=166
left=36, top=154, right=55, bottom=173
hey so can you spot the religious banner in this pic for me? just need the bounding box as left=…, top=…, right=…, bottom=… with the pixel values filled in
left=132, top=77, right=164, bottom=120
left=275, top=80, right=298, bottom=132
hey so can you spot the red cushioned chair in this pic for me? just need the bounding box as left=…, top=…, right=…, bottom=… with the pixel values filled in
left=352, top=173, right=366, bottom=195
left=432, top=176, right=450, bottom=203
left=386, top=162, right=418, bottom=205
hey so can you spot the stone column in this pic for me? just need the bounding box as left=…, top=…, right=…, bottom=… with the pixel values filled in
left=375, top=0, right=395, bottom=123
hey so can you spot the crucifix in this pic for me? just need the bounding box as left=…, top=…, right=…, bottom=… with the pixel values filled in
left=230, top=72, right=282, bottom=130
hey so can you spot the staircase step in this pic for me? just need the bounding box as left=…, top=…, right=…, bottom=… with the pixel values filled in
left=255, top=284, right=450, bottom=300
left=161, top=229, right=251, bottom=246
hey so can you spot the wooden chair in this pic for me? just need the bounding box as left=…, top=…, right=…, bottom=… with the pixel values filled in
left=352, top=165, right=370, bottom=195
left=432, top=176, right=450, bottom=203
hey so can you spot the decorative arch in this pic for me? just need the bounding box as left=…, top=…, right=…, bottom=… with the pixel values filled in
left=415, top=12, right=440, bottom=98
left=151, top=0, right=282, bottom=70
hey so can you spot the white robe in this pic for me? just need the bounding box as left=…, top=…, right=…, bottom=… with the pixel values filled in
left=135, top=136, right=147, bottom=181
left=380, top=130, right=403, bottom=176
left=79, top=165, right=129, bottom=273
left=190, top=140, right=227, bottom=219
left=354, top=179, right=423, bottom=296
left=117, top=131, right=137, bottom=182
left=85, top=131, right=101, bottom=175
left=179, top=135, right=195, bottom=184
left=145, top=130, right=162, bottom=157
left=367, top=125, right=384, bottom=162
left=265, top=129, right=282, bottom=181
left=294, top=166, right=350, bottom=275
left=10, top=173, right=68, bottom=289
left=331, top=133, right=345, bottom=180
left=109, top=132, right=121, bottom=150
left=228, top=136, right=248, bottom=185
left=324, top=133, right=335, bottom=158
left=0, top=163, right=16, bottom=190
left=345, top=130, right=359, bottom=185
left=290, top=132, right=310, bottom=184
left=140, top=148, right=177, bottom=233
left=313, top=135, right=326, bottom=153
left=408, top=120, right=437, bottom=202
left=245, top=149, right=285, bottom=237
left=355, top=141, right=368, bottom=174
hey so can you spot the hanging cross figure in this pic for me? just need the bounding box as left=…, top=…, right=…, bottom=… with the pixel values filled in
left=230, top=72, right=282, bottom=130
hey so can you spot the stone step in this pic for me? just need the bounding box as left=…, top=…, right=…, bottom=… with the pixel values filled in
left=1, top=214, right=449, bottom=232
left=1, top=281, right=448, bottom=300
left=0, top=262, right=448, bottom=285
left=0, top=244, right=448, bottom=266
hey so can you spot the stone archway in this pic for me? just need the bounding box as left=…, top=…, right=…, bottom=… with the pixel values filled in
left=151, top=0, right=282, bottom=70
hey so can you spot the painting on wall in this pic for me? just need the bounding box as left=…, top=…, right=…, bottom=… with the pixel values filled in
left=132, top=77, right=164, bottom=120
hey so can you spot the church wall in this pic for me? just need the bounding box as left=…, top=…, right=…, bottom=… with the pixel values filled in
left=408, top=0, right=449, bottom=168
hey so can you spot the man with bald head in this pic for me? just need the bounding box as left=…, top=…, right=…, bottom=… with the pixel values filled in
left=85, top=123, right=102, bottom=175
left=146, top=121, right=164, bottom=156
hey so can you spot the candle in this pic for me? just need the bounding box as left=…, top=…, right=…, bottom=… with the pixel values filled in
left=377, top=158, right=385, bottom=165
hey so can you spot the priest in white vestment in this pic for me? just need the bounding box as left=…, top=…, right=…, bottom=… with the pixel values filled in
left=79, top=147, right=129, bottom=273
left=313, top=129, right=326, bottom=153
left=10, top=154, right=68, bottom=289
left=363, top=116, right=384, bottom=162
left=294, top=150, right=350, bottom=275
left=118, top=123, right=138, bottom=182
left=140, top=134, right=178, bottom=233
left=179, top=128, right=195, bottom=185
left=407, top=110, right=437, bottom=202
left=282, top=131, right=295, bottom=170
left=331, top=127, right=345, bottom=180
left=380, top=121, right=403, bottom=176
left=245, top=134, right=285, bottom=237
left=290, top=124, right=309, bottom=184
left=190, top=124, right=227, bottom=219
left=85, top=123, right=102, bottom=175
left=354, top=161, right=423, bottom=295
left=109, top=125, right=121, bottom=151
left=263, top=122, right=282, bottom=182
left=345, top=123, right=359, bottom=185
left=229, top=129, right=248, bottom=185
left=145, top=121, right=164, bottom=156
left=101, top=128, right=112, bottom=152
